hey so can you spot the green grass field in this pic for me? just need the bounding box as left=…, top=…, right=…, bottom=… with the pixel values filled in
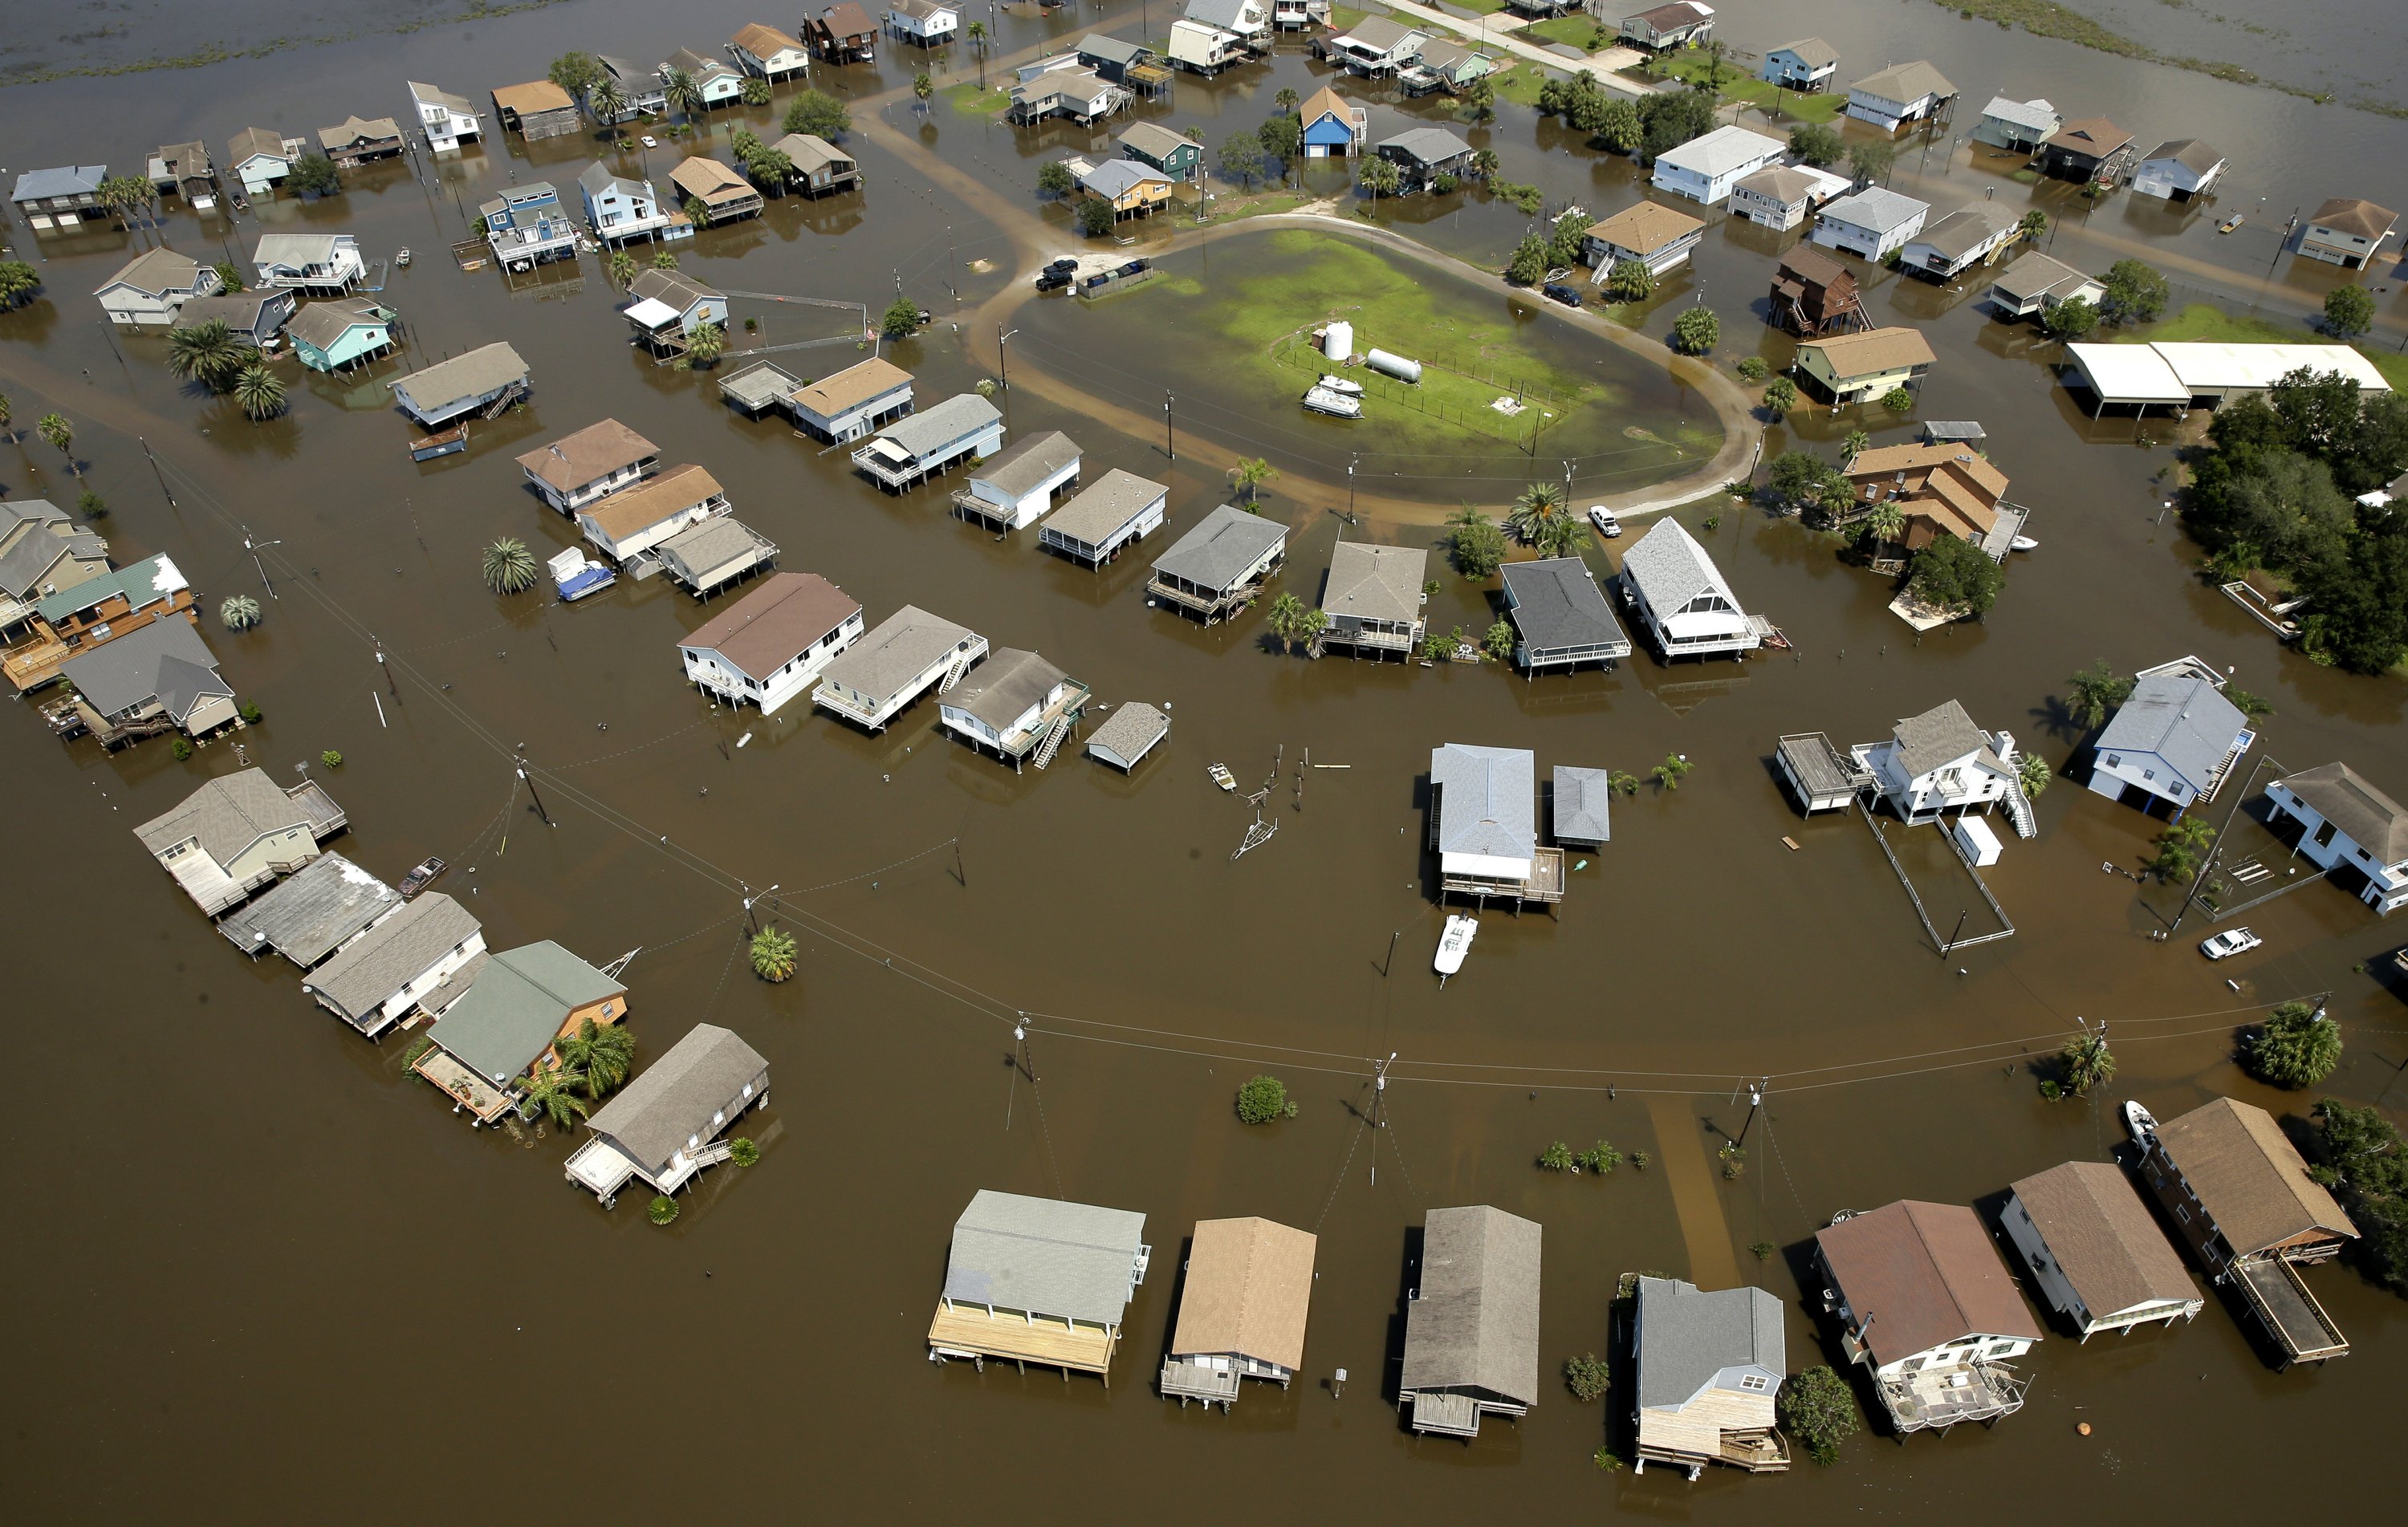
left=1491, top=63, right=1560, bottom=108
left=2119, top=303, right=2408, bottom=392
left=1649, top=55, right=1847, bottom=123
left=1522, top=15, right=1609, bottom=51
left=943, top=83, right=1012, bottom=116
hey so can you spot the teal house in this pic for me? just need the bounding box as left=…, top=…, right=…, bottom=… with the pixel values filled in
left=1117, top=122, right=1202, bottom=182
left=287, top=295, right=397, bottom=373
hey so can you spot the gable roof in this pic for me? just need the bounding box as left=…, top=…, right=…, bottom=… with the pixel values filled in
left=409, top=81, right=478, bottom=116
left=2277, top=761, right=2408, bottom=862
left=97, top=247, right=203, bottom=297
left=285, top=295, right=390, bottom=351
left=216, top=851, right=397, bottom=966
left=318, top=115, right=402, bottom=148
left=1083, top=159, right=1171, bottom=200
left=2308, top=197, right=2398, bottom=238
left=1656, top=124, right=1784, bottom=178
left=1552, top=765, right=1613, bottom=844
left=2142, top=138, right=2223, bottom=174
left=1851, top=59, right=1954, bottom=105
left=1186, top=0, right=1264, bottom=29
left=1769, top=37, right=1837, bottom=67
left=732, top=22, right=805, bottom=56
left=1152, top=504, right=1287, bottom=591
left=1889, top=698, right=1996, bottom=779
left=947, top=647, right=1068, bottom=730
left=1816, top=1200, right=2041, bottom=1366
left=1502, top=556, right=1625, bottom=652
left=1585, top=199, right=1703, bottom=254
left=518, top=419, right=658, bottom=491
left=878, top=393, right=999, bottom=457
left=586, top=1022, right=767, bottom=1168
left=1300, top=85, right=1357, bottom=130
left=813, top=2, right=879, bottom=36
left=970, top=429, right=1080, bottom=498
left=790, top=355, right=911, bottom=416
left=38, top=551, right=188, bottom=622
left=1430, top=743, right=1536, bottom=863
left=425, top=940, right=626, bottom=1084
left=2044, top=117, right=2133, bottom=156
left=1979, top=95, right=2057, bottom=132
left=627, top=266, right=725, bottom=313
left=1991, top=249, right=2097, bottom=304
left=492, top=80, right=576, bottom=116
left=664, top=47, right=741, bottom=82
left=581, top=464, right=723, bottom=540
left=1628, top=1, right=1714, bottom=28
left=389, top=342, right=527, bottom=413
left=1635, top=1277, right=1784, bottom=1410
left=773, top=132, right=855, bottom=174
left=2095, top=674, right=2247, bottom=787
left=1777, top=245, right=1853, bottom=290
left=1379, top=127, right=1470, bottom=166
left=679, top=571, right=860, bottom=679
left=1085, top=702, right=1169, bottom=767
left=173, top=291, right=291, bottom=334
left=2011, top=1161, right=2196, bottom=1318
left=1170, top=1216, right=1316, bottom=1370
left=1399, top=1204, right=1541, bottom=1405
left=943, top=1189, right=1146, bottom=1325
left=1119, top=120, right=1194, bottom=160
left=1340, top=16, right=1419, bottom=51
left=1620, top=518, right=1736, bottom=615
left=135, top=766, right=312, bottom=860
left=824, top=604, right=977, bottom=701
left=1321, top=541, right=1426, bottom=623
left=579, top=162, right=647, bottom=198
left=226, top=129, right=289, bottom=165
left=1046, top=468, right=1165, bottom=543
left=670, top=156, right=756, bottom=203
left=303, top=891, right=481, bottom=1021
left=59, top=615, right=226, bottom=721
left=1912, top=203, right=2020, bottom=259
left=1821, top=185, right=1928, bottom=233
left=1801, top=324, right=1936, bottom=378
left=1079, top=32, right=1149, bottom=67
left=2157, top=1097, right=2356, bottom=1254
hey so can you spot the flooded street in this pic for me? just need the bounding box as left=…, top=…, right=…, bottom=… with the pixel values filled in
left=4, top=2, right=2405, bottom=1520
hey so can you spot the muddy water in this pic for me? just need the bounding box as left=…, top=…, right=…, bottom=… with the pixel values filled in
left=4, top=3, right=2405, bottom=1521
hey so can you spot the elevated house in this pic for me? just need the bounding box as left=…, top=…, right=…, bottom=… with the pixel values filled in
left=2085, top=672, right=2251, bottom=816
left=388, top=342, right=529, bottom=428
left=217, top=851, right=397, bottom=969
left=2061, top=341, right=2390, bottom=413
left=1776, top=732, right=1874, bottom=815
left=1272, top=0, right=1332, bottom=30
left=1118, top=121, right=1202, bottom=181
left=1077, top=35, right=1171, bottom=91
left=929, top=1190, right=1150, bottom=1383
left=1299, top=85, right=1368, bottom=158
left=787, top=356, right=913, bottom=441
left=1770, top=247, right=1869, bottom=336
left=2140, top=1098, right=2356, bottom=1363
left=1008, top=67, right=1130, bottom=126
left=1327, top=18, right=1429, bottom=78
left=1761, top=38, right=1837, bottom=91
left=1584, top=201, right=1705, bottom=279
left=952, top=430, right=1080, bottom=530
left=408, top=81, right=484, bottom=152
left=1186, top=0, right=1273, bottom=48
left=12, top=164, right=107, bottom=229
left=1845, top=59, right=1956, bottom=134
left=803, top=4, right=881, bottom=63
left=1987, top=250, right=2104, bottom=322
left=579, top=164, right=674, bottom=245
left=56, top=619, right=236, bottom=745
left=1080, top=159, right=1175, bottom=221
left=286, top=296, right=396, bottom=373
left=657, top=517, right=778, bottom=599
left=882, top=2, right=958, bottom=47
left=677, top=571, right=863, bottom=714
left=317, top=116, right=405, bottom=165
left=1551, top=765, right=1612, bottom=847
left=2299, top=197, right=2398, bottom=270
left=1796, top=325, right=1935, bottom=406
left=566, top=1023, right=770, bottom=1207
left=772, top=133, right=860, bottom=196
left=413, top=941, right=628, bottom=1125
left=938, top=648, right=1088, bottom=770
left=1971, top=96, right=2058, bottom=155
left=1840, top=441, right=2015, bottom=557
left=519, top=419, right=659, bottom=514
left=226, top=130, right=297, bottom=197
left=1401, top=39, right=1494, bottom=95
left=490, top=80, right=582, bottom=140
left=1317, top=542, right=1427, bottom=658
left=2038, top=117, right=2136, bottom=187
left=1086, top=702, right=1170, bottom=771
left=852, top=394, right=1003, bottom=493
left=36, top=553, right=196, bottom=660
left=481, top=181, right=580, bottom=269
left=669, top=156, right=765, bottom=225
left=662, top=47, right=748, bottom=108
left=815, top=604, right=988, bottom=731
left=0, top=501, right=108, bottom=642
left=1730, top=165, right=1823, bottom=233
left=252, top=233, right=365, bottom=293
left=2003, top=1161, right=2202, bottom=1339
left=622, top=268, right=728, bottom=351
left=1397, top=1205, right=1541, bottom=1438
left=1810, top=186, right=1930, bottom=261
left=1169, top=18, right=1249, bottom=75
left=577, top=464, right=729, bottom=567
left=300, top=891, right=484, bottom=1038
left=1618, top=518, right=1763, bottom=659
left=1650, top=124, right=1784, bottom=207
left=1037, top=468, right=1168, bottom=567
left=149, top=141, right=221, bottom=211
left=1853, top=698, right=2032, bottom=834
left=2130, top=140, right=2227, bottom=203
left=1375, top=128, right=1474, bottom=190
left=1500, top=557, right=1630, bottom=674
left=1621, top=2, right=1715, bottom=50
left=597, top=55, right=669, bottom=120
left=1900, top=204, right=2021, bottom=281
left=730, top=22, right=813, bottom=79
left=2264, top=762, right=2408, bottom=915
left=1146, top=504, right=1286, bottom=623
left=1161, top=1217, right=1316, bottom=1408
left=94, top=249, right=221, bottom=327
left=1632, top=1277, right=1787, bottom=1479
left=1815, top=1202, right=2042, bottom=1434
left=1430, top=743, right=1562, bottom=904
left=134, top=767, right=348, bottom=917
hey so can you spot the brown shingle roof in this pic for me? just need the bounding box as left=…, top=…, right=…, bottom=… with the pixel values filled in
left=2044, top=117, right=2132, bottom=156
left=678, top=571, right=860, bottom=679
left=2157, top=1098, right=2357, bottom=1257
left=1169, top=1217, right=1316, bottom=1371
left=1801, top=325, right=1936, bottom=380
left=1585, top=200, right=1703, bottom=256
left=1816, top=1200, right=2041, bottom=1367
left=491, top=80, right=576, bottom=116
left=732, top=22, right=803, bottom=57
left=2011, top=1161, right=2195, bottom=1319
left=669, top=156, right=756, bottom=205
left=580, top=464, right=723, bottom=540
left=790, top=356, right=912, bottom=416
left=2308, top=197, right=2398, bottom=239
left=517, top=419, right=658, bottom=492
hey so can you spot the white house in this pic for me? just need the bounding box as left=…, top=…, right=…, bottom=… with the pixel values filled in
left=2265, top=762, right=2408, bottom=914
left=517, top=419, right=660, bottom=514
left=1326, top=16, right=1427, bottom=75
left=852, top=394, right=1005, bottom=493
left=1987, top=250, right=2105, bottom=321
left=2004, top=1162, right=2203, bottom=1341
left=2129, top=140, right=2227, bottom=202
left=1971, top=95, right=2057, bottom=154
left=1649, top=124, right=1784, bottom=207
left=598, top=55, right=669, bottom=119
left=2085, top=671, right=2251, bottom=815
left=816, top=604, right=990, bottom=731
left=576, top=465, right=729, bottom=566
left=1760, top=38, right=1836, bottom=91
left=663, top=47, right=747, bottom=108
left=1856, top=699, right=2028, bottom=831
left=1810, top=186, right=1929, bottom=261
left=939, top=647, right=1085, bottom=768
left=94, top=248, right=222, bottom=327
left=1815, top=1200, right=2043, bottom=1435
left=252, top=233, right=365, bottom=292
left=882, top=1, right=958, bottom=47
left=730, top=22, right=813, bottom=80
left=953, top=430, right=1080, bottom=530
left=408, top=82, right=484, bottom=152
left=1899, top=204, right=2022, bottom=281
left=1729, top=165, right=1832, bottom=232
left=1583, top=201, right=1705, bottom=278
left=226, top=129, right=298, bottom=197
left=1620, top=2, right=1714, bottom=51
left=301, top=892, right=486, bottom=1038
left=1617, top=518, right=1762, bottom=660
left=1169, top=19, right=1251, bottom=75
left=787, top=356, right=914, bottom=442
left=1186, top=0, right=1272, bottom=47
left=579, top=163, right=673, bottom=244
left=1037, top=469, right=1168, bottom=567
left=677, top=571, right=864, bottom=715
left=2299, top=197, right=2397, bottom=270
left=1846, top=59, right=1955, bottom=134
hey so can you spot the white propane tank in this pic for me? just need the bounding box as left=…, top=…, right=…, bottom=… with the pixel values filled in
left=1324, top=320, right=1353, bottom=362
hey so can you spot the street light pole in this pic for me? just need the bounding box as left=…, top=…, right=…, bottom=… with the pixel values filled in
left=997, top=326, right=1018, bottom=389
left=517, top=766, right=553, bottom=826
left=1369, top=1051, right=1396, bottom=1184
left=1164, top=391, right=1174, bottom=461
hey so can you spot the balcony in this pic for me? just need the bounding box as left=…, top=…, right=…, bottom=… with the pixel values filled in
left=1876, top=1360, right=2028, bottom=1433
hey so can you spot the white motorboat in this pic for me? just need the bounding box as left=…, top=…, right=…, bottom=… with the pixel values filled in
left=1434, top=914, right=1478, bottom=979
left=2122, top=1100, right=2158, bottom=1150
left=2010, top=534, right=2039, bottom=552
left=1317, top=374, right=1364, bottom=396
left=1303, top=385, right=1362, bottom=419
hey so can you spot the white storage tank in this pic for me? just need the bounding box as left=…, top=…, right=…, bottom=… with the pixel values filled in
left=1365, top=347, right=1422, bottom=384
left=1324, top=321, right=1353, bottom=363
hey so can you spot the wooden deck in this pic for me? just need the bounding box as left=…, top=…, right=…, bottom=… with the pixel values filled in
left=929, top=1302, right=1118, bottom=1380
left=4, top=628, right=71, bottom=691
left=412, top=1047, right=513, bottom=1123
left=1441, top=847, right=1565, bottom=905
left=2236, top=1256, right=2349, bottom=1365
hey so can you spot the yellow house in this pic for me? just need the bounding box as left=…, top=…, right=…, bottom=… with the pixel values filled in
left=1082, top=159, right=1175, bottom=218
left=1796, top=326, right=1936, bottom=406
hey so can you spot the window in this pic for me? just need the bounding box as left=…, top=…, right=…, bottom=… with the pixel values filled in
left=711, top=1111, right=725, bottom=1127
left=2142, top=769, right=2155, bottom=781
left=1739, top=1374, right=1769, bottom=1391
left=2174, top=1203, right=2190, bottom=1223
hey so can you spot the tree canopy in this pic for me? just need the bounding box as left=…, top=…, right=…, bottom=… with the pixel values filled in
left=783, top=91, right=850, bottom=139
left=1780, top=1367, right=1861, bottom=1466
left=2311, top=1101, right=2408, bottom=1291
left=2245, top=1001, right=2342, bottom=1088
left=1906, top=535, right=2003, bottom=616
left=1447, top=506, right=1508, bottom=579
left=2099, top=258, right=2170, bottom=324
left=1788, top=123, right=1842, bottom=166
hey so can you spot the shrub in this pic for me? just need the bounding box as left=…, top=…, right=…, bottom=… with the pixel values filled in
left=1672, top=306, right=1719, bottom=355
left=1077, top=195, right=1117, bottom=238
left=1749, top=1239, right=1777, bottom=1261
left=171, top=738, right=193, bottom=761
left=729, top=1137, right=761, bottom=1167
left=1736, top=355, right=1767, bottom=382
left=1780, top=1367, right=1861, bottom=1465
left=649, top=1195, right=680, bottom=1225
left=1907, top=536, right=2003, bottom=617
left=1564, top=1353, right=1609, bottom=1402
left=77, top=489, right=109, bottom=520
left=1881, top=386, right=1915, bottom=415
left=1629, top=1150, right=1650, bottom=1171
left=1235, top=1074, right=1293, bottom=1123
left=238, top=701, right=262, bottom=723
left=1538, top=1140, right=1575, bottom=1171
left=1576, top=1139, right=1621, bottom=1175
left=319, top=749, right=344, bottom=768
left=2244, top=1001, right=2341, bottom=1088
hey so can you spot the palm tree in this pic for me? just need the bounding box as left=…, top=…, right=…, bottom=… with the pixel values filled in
left=589, top=77, right=628, bottom=127
left=648, top=1194, right=680, bottom=1224
left=653, top=250, right=681, bottom=270
left=661, top=66, right=705, bottom=129
left=1227, top=457, right=1278, bottom=505
left=608, top=250, right=638, bottom=289
left=752, top=148, right=794, bottom=193
left=2148, top=816, right=2215, bottom=883
left=169, top=319, right=244, bottom=392
left=2057, top=1026, right=2116, bottom=1096
left=1608, top=771, right=1641, bottom=796
left=2017, top=210, right=2049, bottom=243
left=684, top=321, right=727, bottom=368
left=914, top=71, right=934, bottom=114
left=483, top=537, right=540, bottom=594
left=2064, top=660, right=2132, bottom=729
left=1275, top=87, right=1300, bottom=114
left=36, top=412, right=75, bottom=476
left=554, top=1017, right=637, bottom=1099
left=1841, top=428, right=1870, bottom=460
left=740, top=75, right=772, bottom=108
left=750, top=928, right=798, bottom=982
left=966, top=19, right=990, bottom=87
left=1469, top=148, right=1499, bottom=180
left=0, top=261, right=39, bottom=310
left=2016, top=751, right=2051, bottom=798
left=1263, top=591, right=1329, bottom=654
left=1652, top=752, right=1694, bottom=790
left=1462, top=76, right=1496, bottom=124
left=232, top=363, right=287, bottom=421
left=683, top=195, right=710, bottom=230
left=220, top=595, right=262, bottom=632
left=1861, top=500, right=1905, bottom=548
left=1507, top=481, right=1575, bottom=549
left=518, top=1062, right=592, bottom=1129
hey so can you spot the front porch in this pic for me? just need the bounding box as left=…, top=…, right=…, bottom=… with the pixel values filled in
left=1314, top=622, right=1418, bottom=659
left=953, top=680, right=1091, bottom=770
left=1440, top=847, right=1565, bottom=906
left=929, top=1301, right=1119, bottom=1381
left=1146, top=562, right=1280, bottom=623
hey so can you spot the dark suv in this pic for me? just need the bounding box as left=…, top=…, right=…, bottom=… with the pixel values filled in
left=1542, top=282, right=1583, bottom=307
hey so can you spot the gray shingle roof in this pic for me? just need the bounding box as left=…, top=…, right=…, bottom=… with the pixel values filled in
left=1979, top=95, right=2057, bottom=133
left=1619, top=518, right=1736, bottom=616
left=823, top=604, right=978, bottom=702
left=302, top=891, right=481, bottom=1024
left=1889, top=698, right=1995, bottom=779
left=1852, top=59, right=1954, bottom=105
left=1911, top=203, right=2019, bottom=260
left=942, top=1189, right=1148, bottom=1326
left=970, top=430, right=1080, bottom=499
left=1341, top=16, right=1419, bottom=51
left=1044, top=468, right=1165, bottom=546
left=61, top=617, right=227, bottom=722
left=1400, top=1205, right=1541, bottom=1406
left=1635, top=1277, right=1784, bottom=1410
left=1321, top=542, right=1426, bottom=624
left=96, top=247, right=203, bottom=298
left=1083, top=160, right=1169, bottom=201
left=1079, top=33, right=1148, bottom=66
left=216, top=852, right=397, bottom=966
left=1151, top=505, right=1287, bottom=591
left=2095, top=674, right=2246, bottom=790
left=1502, top=556, right=1625, bottom=652
left=2279, top=761, right=2408, bottom=863
left=1771, top=37, right=1838, bottom=67
left=1085, top=702, right=1169, bottom=768
left=285, top=296, right=390, bottom=352
left=2142, top=139, right=2223, bottom=175
left=584, top=1022, right=767, bottom=1172
left=1379, top=127, right=1470, bottom=166
left=1430, top=743, right=1536, bottom=863
left=1552, top=765, right=1612, bottom=844
left=390, top=342, right=528, bottom=414
left=657, top=517, right=775, bottom=586
left=879, top=393, right=1001, bottom=460
left=946, top=647, right=1067, bottom=732
left=1822, top=185, right=1929, bottom=234
left=1118, top=121, right=1192, bottom=161
left=1991, top=250, right=2097, bottom=305
left=425, top=941, right=626, bottom=1084
left=135, top=766, right=323, bottom=861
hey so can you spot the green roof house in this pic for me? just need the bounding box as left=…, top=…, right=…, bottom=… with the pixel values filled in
left=413, top=941, right=627, bottom=1123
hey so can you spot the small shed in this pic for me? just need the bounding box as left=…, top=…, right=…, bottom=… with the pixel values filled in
left=1551, top=766, right=1612, bottom=847
left=1950, top=814, right=2003, bottom=867
left=1085, top=702, right=1169, bottom=772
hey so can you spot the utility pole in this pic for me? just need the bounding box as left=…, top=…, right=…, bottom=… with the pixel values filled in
left=1163, top=391, right=1174, bottom=461
left=1944, top=908, right=1968, bottom=953
left=1347, top=453, right=1357, bottom=522
left=139, top=437, right=177, bottom=509
left=1369, top=1052, right=1395, bottom=1184
left=1735, top=1077, right=1769, bottom=1147
left=997, top=326, right=1017, bottom=390
left=518, top=766, right=553, bottom=826
left=375, top=642, right=396, bottom=696
left=741, top=883, right=779, bottom=935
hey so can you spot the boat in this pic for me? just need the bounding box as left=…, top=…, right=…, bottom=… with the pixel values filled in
left=1434, top=914, right=1477, bottom=979
left=1316, top=374, right=1364, bottom=396
left=1302, top=385, right=1362, bottom=419
left=2218, top=213, right=2244, bottom=233
left=2010, top=534, right=2038, bottom=551
left=396, top=248, right=412, bottom=267
left=549, top=546, right=617, bottom=601
left=397, top=857, right=447, bottom=898
left=1207, top=762, right=1237, bottom=791
left=2122, top=1099, right=2158, bottom=1149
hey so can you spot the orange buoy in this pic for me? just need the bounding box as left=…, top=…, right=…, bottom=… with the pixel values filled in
left=2076, top=1422, right=2092, bottom=1436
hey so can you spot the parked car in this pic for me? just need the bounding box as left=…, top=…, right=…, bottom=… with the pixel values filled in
left=1035, top=271, right=1071, bottom=292
left=2199, top=928, right=2263, bottom=960
left=1587, top=506, right=1621, bottom=538
left=1046, top=258, right=1078, bottom=274
left=1117, top=260, right=1149, bottom=278
left=1543, top=282, right=1583, bottom=307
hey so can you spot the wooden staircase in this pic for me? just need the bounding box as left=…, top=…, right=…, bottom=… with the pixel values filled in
left=937, top=644, right=975, bottom=694
left=1030, top=716, right=1069, bottom=770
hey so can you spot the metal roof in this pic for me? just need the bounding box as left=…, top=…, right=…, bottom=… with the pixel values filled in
left=216, top=852, right=397, bottom=966
left=1378, top=127, right=1471, bottom=166
left=1082, top=160, right=1169, bottom=201
left=1430, top=743, right=1536, bottom=863
left=38, top=552, right=188, bottom=623
left=584, top=1023, right=767, bottom=1172
left=970, top=430, right=1080, bottom=499
left=1398, top=1205, right=1541, bottom=1406
left=2095, top=673, right=2246, bottom=789
left=302, top=891, right=481, bottom=1023
left=1151, top=505, right=1286, bottom=591
left=424, top=941, right=625, bottom=1084
left=1552, top=765, right=1613, bottom=845
left=12, top=164, right=107, bottom=201
left=823, top=604, right=978, bottom=702
left=1502, top=556, right=1625, bottom=652
left=1654, top=124, right=1784, bottom=179
left=942, top=1189, right=1147, bottom=1326
left=1634, top=1277, right=1784, bottom=1410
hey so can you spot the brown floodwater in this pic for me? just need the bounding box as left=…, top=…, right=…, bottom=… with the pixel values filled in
left=4, top=3, right=2406, bottom=1521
